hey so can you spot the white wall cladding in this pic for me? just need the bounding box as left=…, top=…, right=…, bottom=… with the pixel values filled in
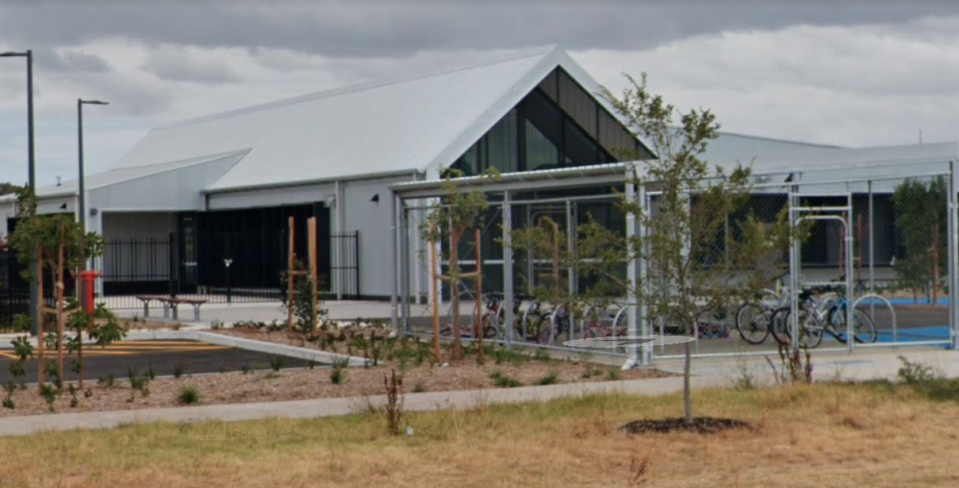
left=207, top=182, right=334, bottom=210
left=342, top=174, right=416, bottom=298
left=87, top=152, right=243, bottom=212
left=0, top=202, right=14, bottom=238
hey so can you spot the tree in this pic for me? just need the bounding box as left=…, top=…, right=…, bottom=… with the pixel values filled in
left=0, top=182, right=24, bottom=197
left=564, top=74, right=788, bottom=425
left=892, top=177, right=947, bottom=304
left=7, top=187, right=124, bottom=390
left=421, top=169, right=495, bottom=361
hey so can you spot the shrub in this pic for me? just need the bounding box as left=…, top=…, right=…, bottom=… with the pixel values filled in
left=897, top=356, right=939, bottom=385
left=383, top=368, right=404, bottom=436
left=241, top=364, right=252, bottom=375
left=39, top=384, right=57, bottom=412
left=172, top=363, right=186, bottom=379
left=98, top=373, right=115, bottom=388
left=582, top=364, right=603, bottom=379
left=491, top=347, right=527, bottom=366
left=330, top=367, right=346, bottom=385
left=269, top=355, right=284, bottom=372
left=2, top=399, right=14, bottom=410
left=606, top=369, right=620, bottom=381
left=146, top=364, right=156, bottom=380
left=128, top=366, right=150, bottom=398
left=490, top=371, right=521, bottom=388
left=413, top=383, right=426, bottom=393
left=178, top=387, right=201, bottom=405
left=536, top=371, right=559, bottom=386
left=533, top=348, right=551, bottom=362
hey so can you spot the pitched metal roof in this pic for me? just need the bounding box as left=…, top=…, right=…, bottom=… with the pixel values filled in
left=102, top=45, right=641, bottom=194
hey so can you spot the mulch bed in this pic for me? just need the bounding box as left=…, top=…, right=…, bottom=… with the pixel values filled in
left=619, top=417, right=752, bottom=435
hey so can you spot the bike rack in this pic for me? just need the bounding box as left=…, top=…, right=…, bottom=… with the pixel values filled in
left=581, top=304, right=594, bottom=341
left=613, top=305, right=629, bottom=353
left=519, top=300, right=536, bottom=342
left=852, top=293, right=898, bottom=343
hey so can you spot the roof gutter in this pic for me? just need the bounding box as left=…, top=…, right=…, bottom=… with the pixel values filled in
left=390, top=162, right=633, bottom=195
left=202, top=169, right=423, bottom=195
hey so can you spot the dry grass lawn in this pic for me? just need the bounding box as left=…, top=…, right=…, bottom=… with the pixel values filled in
left=1, top=382, right=958, bottom=487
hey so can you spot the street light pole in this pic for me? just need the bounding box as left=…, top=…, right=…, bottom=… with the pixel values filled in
left=77, top=99, right=108, bottom=269
left=1, top=49, right=36, bottom=331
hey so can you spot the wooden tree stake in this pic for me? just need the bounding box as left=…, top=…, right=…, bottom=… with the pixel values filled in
left=288, top=216, right=296, bottom=331
left=308, top=217, right=318, bottom=331
left=36, top=246, right=45, bottom=385
left=57, top=233, right=65, bottom=380
left=474, top=228, right=483, bottom=356
left=429, top=222, right=441, bottom=361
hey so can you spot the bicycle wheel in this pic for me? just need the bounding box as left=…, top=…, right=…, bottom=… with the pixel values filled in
left=769, top=307, right=791, bottom=345
left=782, top=310, right=823, bottom=349
left=481, top=311, right=500, bottom=339
left=735, top=302, right=769, bottom=345
left=831, top=308, right=878, bottom=344
left=537, top=316, right=554, bottom=345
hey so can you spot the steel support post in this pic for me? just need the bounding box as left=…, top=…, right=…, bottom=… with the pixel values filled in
left=400, top=199, right=411, bottom=336
left=502, top=191, right=515, bottom=350
left=949, top=161, right=959, bottom=349
left=566, top=199, right=575, bottom=295
left=868, top=181, right=876, bottom=325
left=624, top=166, right=640, bottom=369
left=788, top=177, right=800, bottom=353
left=845, top=193, right=855, bottom=354
left=390, top=192, right=400, bottom=338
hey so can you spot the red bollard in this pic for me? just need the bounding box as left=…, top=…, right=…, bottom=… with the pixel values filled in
left=79, top=270, right=101, bottom=329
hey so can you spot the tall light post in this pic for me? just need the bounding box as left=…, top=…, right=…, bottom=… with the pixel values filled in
left=0, top=50, right=34, bottom=190
left=1, top=49, right=36, bottom=332
left=78, top=99, right=108, bottom=237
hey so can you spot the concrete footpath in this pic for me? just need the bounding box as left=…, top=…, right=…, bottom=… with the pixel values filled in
left=0, top=344, right=956, bottom=437
left=0, top=375, right=721, bottom=437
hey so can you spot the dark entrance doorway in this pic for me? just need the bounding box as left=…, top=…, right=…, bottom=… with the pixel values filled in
left=189, top=203, right=332, bottom=296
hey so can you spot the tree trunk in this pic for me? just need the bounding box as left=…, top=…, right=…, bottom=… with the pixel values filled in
left=57, top=239, right=65, bottom=381
left=428, top=225, right=441, bottom=362
left=683, top=340, right=693, bottom=426
left=36, top=248, right=45, bottom=386
left=77, top=327, right=84, bottom=391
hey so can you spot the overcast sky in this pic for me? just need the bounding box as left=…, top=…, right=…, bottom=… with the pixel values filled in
left=1, top=0, right=958, bottom=187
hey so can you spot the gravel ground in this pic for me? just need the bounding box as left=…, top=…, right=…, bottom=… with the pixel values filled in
left=0, top=329, right=668, bottom=418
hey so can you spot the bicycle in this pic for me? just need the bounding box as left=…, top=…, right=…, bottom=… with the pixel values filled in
left=536, top=302, right=585, bottom=345
left=736, top=289, right=788, bottom=345
left=820, top=290, right=878, bottom=344
left=772, top=286, right=877, bottom=348
left=695, top=307, right=731, bottom=339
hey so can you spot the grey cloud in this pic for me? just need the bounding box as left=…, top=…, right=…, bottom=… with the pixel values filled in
left=2, top=1, right=959, bottom=58
left=141, top=47, right=239, bottom=83
left=31, top=46, right=110, bottom=72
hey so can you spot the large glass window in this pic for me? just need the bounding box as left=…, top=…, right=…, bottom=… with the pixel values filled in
left=486, top=109, right=518, bottom=173
left=449, top=69, right=643, bottom=176
left=564, top=119, right=602, bottom=166
left=526, top=120, right=559, bottom=171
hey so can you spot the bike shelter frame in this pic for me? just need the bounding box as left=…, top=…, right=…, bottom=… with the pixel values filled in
left=390, top=158, right=959, bottom=366
left=788, top=193, right=855, bottom=353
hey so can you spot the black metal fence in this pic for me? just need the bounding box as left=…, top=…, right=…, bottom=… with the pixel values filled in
left=0, top=248, right=28, bottom=332
left=99, top=231, right=360, bottom=310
